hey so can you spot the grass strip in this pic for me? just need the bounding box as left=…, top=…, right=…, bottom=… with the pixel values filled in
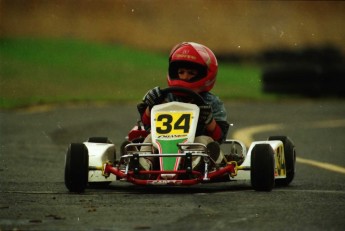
left=0, top=38, right=271, bottom=109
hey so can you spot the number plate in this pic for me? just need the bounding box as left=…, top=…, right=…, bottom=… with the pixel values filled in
left=150, top=102, right=199, bottom=171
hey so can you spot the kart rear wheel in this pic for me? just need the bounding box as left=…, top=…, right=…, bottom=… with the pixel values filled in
left=87, top=137, right=112, bottom=143
left=251, top=144, right=275, bottom=191
left=268, top=136, right=296, bottom=186
left=64, top=143, right=89, bottom=193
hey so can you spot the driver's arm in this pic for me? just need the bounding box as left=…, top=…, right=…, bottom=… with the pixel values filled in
left=205, top=119, right=223, bottom=142
left=141, top=87, right=164, bottom=127
left=141, top=87, right=164, bottom=126
left=141, top=107, right=151, bottom=126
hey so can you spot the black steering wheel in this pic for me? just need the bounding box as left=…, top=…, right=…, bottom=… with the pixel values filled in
left=160, top=87, right=206, bottom=106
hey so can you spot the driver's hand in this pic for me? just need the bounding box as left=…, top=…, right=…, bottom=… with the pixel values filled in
left=143, top=86, right=164, bottom=109
left=199, top=105, right=213, bottom=125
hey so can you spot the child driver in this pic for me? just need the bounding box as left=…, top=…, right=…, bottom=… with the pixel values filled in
left=138, top=42, right=229, bottom=171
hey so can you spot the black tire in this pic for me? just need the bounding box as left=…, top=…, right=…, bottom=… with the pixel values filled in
left=87, top=137, right=111, bottom=143
left=251, top=144, right=275, bottom=191
left=268, top=136, right=296, bottom=186
left=64, top=143, right=89, bottom=193
left=120, top=140, right=131, bottom=155
left=322, top=65, right=345, bottom=96
left=262, top=65, right=322, bottom=96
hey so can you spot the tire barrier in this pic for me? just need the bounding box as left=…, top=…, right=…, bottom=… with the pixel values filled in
left=261, top=46, right=345, bottom=97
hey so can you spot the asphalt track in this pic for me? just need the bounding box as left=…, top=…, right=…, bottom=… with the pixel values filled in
left=1, top=100, right=345, bottom=231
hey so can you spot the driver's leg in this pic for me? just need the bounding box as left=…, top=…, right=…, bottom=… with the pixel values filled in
left=193, top=136, right=225, bottom=169
left=139, top=134, right=155, bottom=170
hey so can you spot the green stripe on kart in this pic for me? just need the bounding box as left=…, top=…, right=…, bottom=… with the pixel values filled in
left=157, top=138, right=186, bottom=171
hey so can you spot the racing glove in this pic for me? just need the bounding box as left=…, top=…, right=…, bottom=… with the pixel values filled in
left=143, top=86, right=164, bottom=109
left=198, top=105, right=213, bottom=125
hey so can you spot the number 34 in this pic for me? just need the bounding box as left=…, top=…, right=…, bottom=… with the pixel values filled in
left=156, top=113, right=191, bottom=134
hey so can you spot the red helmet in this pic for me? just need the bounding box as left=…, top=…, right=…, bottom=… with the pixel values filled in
left=167, top=42, right=218, bottom=92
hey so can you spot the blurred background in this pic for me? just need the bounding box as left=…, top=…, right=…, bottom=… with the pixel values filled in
left=1, top=0, right=345, bottom=108
left=2, top=0, right=345, bottom=54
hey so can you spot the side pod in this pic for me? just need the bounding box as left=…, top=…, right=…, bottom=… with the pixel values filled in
left=84, top=142, right=117, bottom=183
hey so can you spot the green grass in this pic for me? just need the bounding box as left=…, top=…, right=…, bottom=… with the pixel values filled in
left=0, top=38, right=271, bottom=109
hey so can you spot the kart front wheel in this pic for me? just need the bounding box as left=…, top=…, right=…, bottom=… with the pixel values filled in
left=268, top=136, right=296, bottom=186
left=64, top=143, right=89, bottom=193
left=251, top=144, right=275, bottom=191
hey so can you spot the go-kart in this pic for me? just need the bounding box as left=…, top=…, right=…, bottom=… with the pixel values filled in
left=64, top=87, right=296, bottom=193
